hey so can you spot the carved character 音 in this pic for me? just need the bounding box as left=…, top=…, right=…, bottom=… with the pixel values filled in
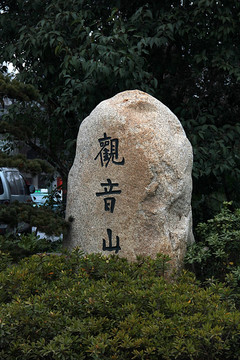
left=96, top=178, right=121, bottom=213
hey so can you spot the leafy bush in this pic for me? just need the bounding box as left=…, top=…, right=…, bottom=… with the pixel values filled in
left=0, top=202, right=68, bottom=236
left=185, top=202, right=240, bottom=284
left=41, top=185, right=66, bottom=217
left=0, top=250, right=12, bottom=272
left=0, top=232, right=62, bottom=262
left=0, top=251, right=240, bottom=359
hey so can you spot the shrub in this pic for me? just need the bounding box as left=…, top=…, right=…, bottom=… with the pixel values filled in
left=0, top=250, right=12, bottom=272
left=0, top=251, right=240, bottom=359
left=0, top=202, right=68, bottom=237
left=185, top=202, right=240, bottom=283
left=0, top=232, right=62, bottom=262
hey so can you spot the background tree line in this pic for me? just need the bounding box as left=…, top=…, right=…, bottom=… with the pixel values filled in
left=0, top=0, right=240, bottom=222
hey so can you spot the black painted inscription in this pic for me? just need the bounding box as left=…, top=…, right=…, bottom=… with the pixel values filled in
left=102, top=228, right=121, bottom=254
left=94, top=132, right=125, bottom=167
left=95, top=133, right=124, bottom=253
left=96, top=179, right=121, bottom=213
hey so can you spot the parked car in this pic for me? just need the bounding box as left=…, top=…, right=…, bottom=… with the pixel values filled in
left=0, top=167, right=35, bottom=235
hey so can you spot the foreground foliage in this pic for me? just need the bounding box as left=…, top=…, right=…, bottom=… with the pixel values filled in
left=0, top=232, right=62, bottom=263
left=0, top=251, right=240, bottom=359
left=0, top=200, right=67, bottom=233
left=185, top=202, right=240, bottom=288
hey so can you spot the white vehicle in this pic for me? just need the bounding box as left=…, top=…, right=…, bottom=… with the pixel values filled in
left=0, top=167, right=35, bottom=234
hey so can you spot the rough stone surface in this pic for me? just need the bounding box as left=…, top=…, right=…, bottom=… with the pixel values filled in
left=65, top=90, right=194, bottom=269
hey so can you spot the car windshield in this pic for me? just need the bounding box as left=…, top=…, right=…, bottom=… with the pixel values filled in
left=5, top=171, right=25, bottom=195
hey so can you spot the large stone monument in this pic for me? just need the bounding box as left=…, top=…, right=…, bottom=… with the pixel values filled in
left=65, top=90, right=194, bottom=269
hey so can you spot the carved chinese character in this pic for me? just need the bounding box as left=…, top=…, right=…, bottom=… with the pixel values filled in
left=94, top=132, right=125, bottom=167
left=96, top=179, right=121, bottom=213
left=102, top=228, right=121, bottom=254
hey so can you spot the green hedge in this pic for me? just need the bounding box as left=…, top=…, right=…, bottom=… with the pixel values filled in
left=185, top=202, right=240, bottom=284
left=0, top=232, right=62, bottom=262
left=0, top=251, right=240, bottom=359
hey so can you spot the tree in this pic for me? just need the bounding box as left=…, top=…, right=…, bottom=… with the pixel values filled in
left=0, top=0, right=240, bottom=221
left=0, top=0, right=157, bottom=184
